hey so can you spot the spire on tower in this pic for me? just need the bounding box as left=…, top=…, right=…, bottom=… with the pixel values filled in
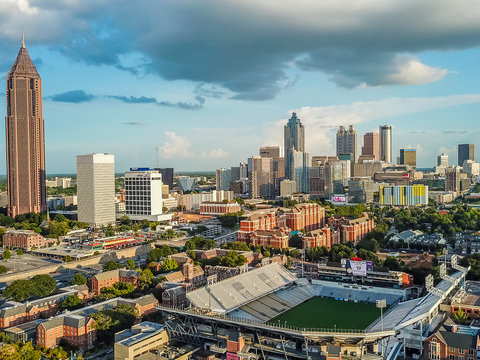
left=22, top=33, right=25, bottom=48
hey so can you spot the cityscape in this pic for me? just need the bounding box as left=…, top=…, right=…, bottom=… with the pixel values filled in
left=2, top=2, right=480, bottom=360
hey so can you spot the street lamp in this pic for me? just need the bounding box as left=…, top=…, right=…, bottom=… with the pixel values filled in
left=376, top=299, right=387, bottom=356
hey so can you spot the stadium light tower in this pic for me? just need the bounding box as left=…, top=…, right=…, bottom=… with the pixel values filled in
left=376, top=299, right=387, bottom=355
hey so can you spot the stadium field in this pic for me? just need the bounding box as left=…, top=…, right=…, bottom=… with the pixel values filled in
left=269, top=297, right=381, bottom=330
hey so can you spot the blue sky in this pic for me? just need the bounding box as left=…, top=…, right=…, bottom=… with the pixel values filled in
left=1, top=0, right=480, bottom=173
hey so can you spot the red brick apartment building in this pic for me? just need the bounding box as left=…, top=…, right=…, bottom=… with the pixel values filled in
left=423, top=319, right=480, bottom=360
left=2, top=230, right=56, bottom=251
left=37, top=294, right=158, bottom=349
left=90, top=269, right=139, bottom=295
left=327, top=212, right=375, bottom=244
left=284, top=203, right=325, bottom=232
left=0, top=285, right=89, bottom=329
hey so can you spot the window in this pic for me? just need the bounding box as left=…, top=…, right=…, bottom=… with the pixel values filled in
left=449, top=355, right=455, bottom=360
left=469, top=350, right=474, bottom=356
left=460, top=349, right=465, bottom=354
left=450, top=347, right=456, bottom=352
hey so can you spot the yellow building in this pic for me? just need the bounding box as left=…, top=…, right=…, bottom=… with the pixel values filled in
left=114, top=322, right=169, bottom=360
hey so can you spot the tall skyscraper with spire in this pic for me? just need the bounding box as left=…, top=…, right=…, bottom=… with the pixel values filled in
left=284, top=112, right=305, bottom=180
left=5, top=35, right=46, bottom=217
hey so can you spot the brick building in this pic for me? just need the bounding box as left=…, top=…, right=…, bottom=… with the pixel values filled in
left=2, top=230, right=56, bottom=251
left=237, top=211, right=279, bottom=242
left=90, top=269, right=139, bottom=295
left=327, top=212, right=375, bottom=244
left=249, top=228, right=290, bottom=249
left=37, top=294, right=158, bottom=349
left=0, top=285, right=89, bottom=329
left=303, top=228, right=333, bottom=250
left=284, top=203, right=325, bottom=232
left=163, top=263, right=205, bottom=288
left=423, top=319, right=480, bottom=360
left=199, top=201, right=242, bottom=215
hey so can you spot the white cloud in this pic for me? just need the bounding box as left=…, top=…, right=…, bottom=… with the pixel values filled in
left=386, top=56, right=448, bottom=85
left=158, top=131, right=193, bottom=159
left=202, top=148, right=229, bottom=159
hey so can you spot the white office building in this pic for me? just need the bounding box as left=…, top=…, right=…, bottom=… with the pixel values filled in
left=125, top=168, right=172, bottom=222
left=77, top=153, right=116, bottom=228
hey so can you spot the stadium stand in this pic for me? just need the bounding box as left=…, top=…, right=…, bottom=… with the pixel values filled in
left=187, top=263, right=296, bottom=313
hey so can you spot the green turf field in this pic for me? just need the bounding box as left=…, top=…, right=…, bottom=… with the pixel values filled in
left=269, top=297, right=381, bottom=330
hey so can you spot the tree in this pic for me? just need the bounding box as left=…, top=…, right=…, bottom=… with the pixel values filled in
left=31, top=274, right=57, bottom=297
left=162, top=258, right=178, bottom=271
left=138, top=269, right=154, bottom=290
left=219, top=250, right=247, bottom=267
left=0, top=265, right=7, bottom=274
left=126, top=259, right=136, bottom=270
left=91, top=312, right=116, bottom=331
left=2, top=249, right=11, bottom=260
left=3, top=280, right=36, bottom=301
left=383, top=256, right=401, bottom=271
left=61, top=294, right=82, bottom=310
left=64, top=255, right=73, bottom=262
left=71, top=273, right=87, bottom=286
left=289, top=234, right=302, bottom=248
left=16, top=248, right=24, bottom=256
left=105, top=226, right=115, bottom=237
left=185, top=236, right=216, bottom=251
left=102, top=261, right=123, bottom=271
left=222, top=241, right=250, bottom=251
left=147, top=246, right=173, bottom=263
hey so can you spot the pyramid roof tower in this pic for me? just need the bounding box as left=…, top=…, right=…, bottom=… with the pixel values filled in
left=7, top=34, right=40, bottom=77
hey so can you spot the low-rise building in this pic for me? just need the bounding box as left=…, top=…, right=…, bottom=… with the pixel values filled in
left=199, top=201, right=241, bottom=215
left=90, top=269, right=139, bottom=295
left=2, top=230, right=56, bottom=251
left=327, top=212, right=375, bottom=244
left=114, top=322, right=169, bottom=360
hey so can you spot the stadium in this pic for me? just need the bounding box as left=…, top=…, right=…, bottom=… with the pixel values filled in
left=159, top=259, right=469, bottom=359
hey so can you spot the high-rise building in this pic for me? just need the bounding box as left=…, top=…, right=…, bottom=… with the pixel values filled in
left=284, top=112, right=305, bottom=180
left=400, top=149, right=416, bottom=167
left=259, top=146, right=281, bottom=158
left=239, top=162, right=248, bottom=179
left=154, top=168, right=174, bottom=190
left=458, top=144, right=475, bottom=166
left=216, top=168, right=232, bottom=191
left=336, top=125, right=357, bottom=161
left=348, top=177, right=374, bottom=204
left=178, top=177, right=196, bottom=192
left=248, top=156, right=274, bottom=199
left=5, top=35, right=46, bottom=217
left=361, top=132, right=380, bottom=161
left=77, top=153, right=115, bottom=228
left=379, top=125, right=393, bottom=163
left=437, top=153, right=448, bottom=167
left=125, top=168, right=170, bottom=222
left=291, top=151, right=309, bottom=193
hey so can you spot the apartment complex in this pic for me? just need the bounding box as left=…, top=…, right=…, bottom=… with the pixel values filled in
left=2, top=230, right=56, bottom=251
left=379, top=185, right=429, bottom=206
left=90, top=269, right=140, bottom=295
left=199, top=201, right=241, bottom=215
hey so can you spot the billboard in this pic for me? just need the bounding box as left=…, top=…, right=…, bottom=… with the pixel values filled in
left=332, top=195, right=347, bottom=202
left=345, top=258, right=372, bottom=277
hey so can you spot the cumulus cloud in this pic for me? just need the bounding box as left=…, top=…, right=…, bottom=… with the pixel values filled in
left=48, top=90, right=95, bottom=103
left=3, top=1, right=480, bottom=98
left=265, top=94, right=480, bottom=156
left=158, top=131, right=194, bottom=159
left=201, top=148, right=229, bottom=158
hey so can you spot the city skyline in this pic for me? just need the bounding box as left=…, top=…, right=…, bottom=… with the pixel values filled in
left=1, top=2, right=480, bottom=172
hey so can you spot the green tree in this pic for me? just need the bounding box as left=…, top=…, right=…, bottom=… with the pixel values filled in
left=2, top=249, right=11, bottom=260
left=71, top=273, right=87, bottom=286
left=16, top=248, right=24, bottom=256
left=31, top=274, right=57, bottom=297
left=219, top=250, right=247, bottom=267
left=162, top=258, right=179, bottom=271
left=105, top=226, right=115, bottom=237
left=91, top=312, right=116, bottom=331
left=383, top=256, right=401, bottom=271
left=222, top=241, right=251, bottom=251
left=184, top=236, right=216, bottom=251
left=61, top=294, right=82, bottom=310
left=288, top=234, right=302, bottom=248
left=126, top=259, right=136, bottom=270
left=0, top=265, right=7, bottom=274
left=147, top=246, right=173, bottom=263
left=102, top=261, right=123, bottom=271
left=3, top=280, right=36, bottom=302
left=138, top=268, right=154, bottom=290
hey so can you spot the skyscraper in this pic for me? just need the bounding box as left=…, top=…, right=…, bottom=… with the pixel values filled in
left=77, top=153, right=115, bottom=228
left=216, top=168, right=232, bottom=191
left=336, top=125, right=357, bottom=161
left=437, top=153, right=448, bottom=167
left=5, top=35, right=46, bottom=217
left=284, top=112, right=305, bottom=180
left=400, top=149, right=416, bottom=167
left=361, top=132, right=380, bottom=160
left=379, top=125, right=392, bottom=163
left=458, top=144, right=474, bottom=166
left=154, top=168, right=174, bottom=190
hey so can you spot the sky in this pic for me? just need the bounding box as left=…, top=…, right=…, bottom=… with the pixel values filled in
left=0, top=0, right=480, bottom=173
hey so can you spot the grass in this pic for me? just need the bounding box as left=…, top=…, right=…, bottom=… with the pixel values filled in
left=269, top=297, right=382, bottom=330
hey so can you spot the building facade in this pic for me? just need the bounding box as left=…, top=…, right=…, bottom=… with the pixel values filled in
left=154, top=168, right=174, bottom=190
left=336, top=125, right=357, bottom=161
left=284, top=112, right=305, bottom=181
left=379, top=185, right=429, bottom=206
left=5, top=36, right=46, bottom=217
left=199, top=201, right=241, bottom=215
left=361, top=132, right=380, bottom=161
left=77, top=153, right=115, bottom=228
left=2, top=230, right=56, bottom=251
left=400, top=149, right=416, bottom=167
left=379, top=125, right=393, bottom=163
left=458, top=144, right=475, bottom=166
